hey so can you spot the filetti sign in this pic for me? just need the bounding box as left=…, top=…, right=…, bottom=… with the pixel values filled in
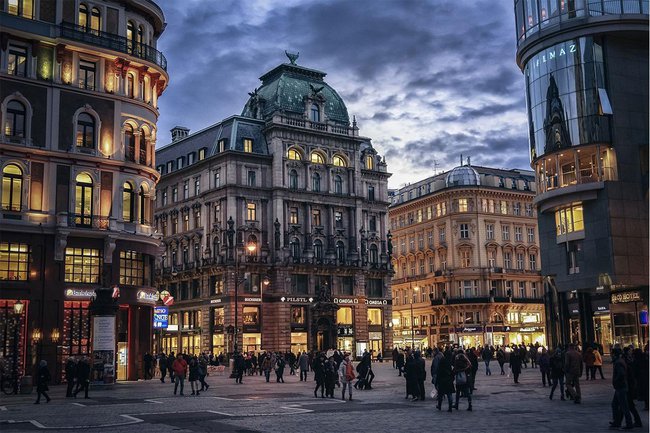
left=153, top=306, right=169, bottom=329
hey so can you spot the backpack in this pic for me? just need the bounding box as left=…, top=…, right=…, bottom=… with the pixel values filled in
left=345, top=361, right=355, bottom=381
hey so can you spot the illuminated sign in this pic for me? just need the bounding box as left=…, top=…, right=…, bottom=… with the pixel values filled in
left=137, top=290, right=159, bottom=304
left=281, top=297, right=314, bottom=303
left=531, top=41, right=577, bottom=69
left=153, top=306, right=169, bottom=329
left=65, top=288, right=95, bottom=299
left=210, top=298, right=222, bottom=304
left=366, top=299, right=388, bottom=306
left=611, top=291, right=642, bottom=304
left=244, top=297, right=262, bottom=302
left=333, top=297, right=358, bottom=304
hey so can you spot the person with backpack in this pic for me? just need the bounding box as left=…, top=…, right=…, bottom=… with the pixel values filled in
left=339, top=353, right=354, bottom=401
left=275, top=353, right=286, bottom=383
left=452, top=349, right=472, bottom=411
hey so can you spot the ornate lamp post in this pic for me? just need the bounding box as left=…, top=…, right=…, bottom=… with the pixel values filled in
left=10, top=300, right=24, bottom=394
left=410, top=284, right=419, bottom=350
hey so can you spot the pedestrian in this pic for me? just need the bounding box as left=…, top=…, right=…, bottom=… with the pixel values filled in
left=143, top=352, right=154, bottom=380
left=324, top=356, right=337, bottom=398
left=520, top=344, right=529, bottom=369
left=538, top=348, right=551, bottom=387
left=234, top=352, right=245, bottom=384
left=435, top=354, right=455, bottom=412
left=593, top=347, right=605, bottom=379
left=632, top=348, right=648, bottom=411
left=172, top=353, right=187, bottom=395
left=481, top=344, right=493, bottom=376
left=467, top=348, right=479, bottom=391
left=564, top=343, right=582, bottom=404
left=430, top=347, right=443, bottom=390
left=403, top=349, right=416, bottom=399
left=529, top=344, right=537, bottom=368
left=299, top=351, right=309, bottom=381
left=413, top=351, right=426, bottom=401
left=583, top=347, right=596, bottom=380
left=396, top=350, right=405, bottom=376
left=509, top=347, right=522, bottom=384
left=313, top=353, right=326, bottom=398
left=65, top=357, right=76, bottom=398
left=262, top=353, right=273, bottom=383
left=496, top=346, right=506, bottom=375
left=610, top=347, right=635, bottom=429
left=452, top=350, right=472, bottom=411
left=159, top=353, right=168, bottom=383
left=167, top=351, right=176, bottom=383
left=549, top=348, right=565, bottom=400
left=392, top=347, right=399, bottom=369
left=275, top=353, right=286, bottom=383
left=198, top=356, right=209, bottom=391
left=73, top=357, right=90, bottom=399
left=188, top=357, right=200, bottom=396
left=34, top=360, right=51, bottom=404
left=339, top=353, right=354, bottom=401
left=623, top=347, right=643, bottom=427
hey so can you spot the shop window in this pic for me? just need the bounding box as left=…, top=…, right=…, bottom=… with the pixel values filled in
left=64, top=248, right=101, bottom=283
left=61, top=301, right=91, bottom=378
left=213, top=307, right=224, bottom=326
left=367, top=308, right=382, bottom=326
left=243, top=306, right=259, bottom=325
left=521, top=312, right=540, bottom=323
left=337, top=307, right=353, bottom=325
left=291, top=306, right=306, bottom=324
left=119, top=251, right=148, bottom=286
left=2, top=164, right=23, bottom=211
left=0, top=242, right=30, bottom=281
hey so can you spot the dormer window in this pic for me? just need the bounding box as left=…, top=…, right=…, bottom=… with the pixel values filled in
left=365, top=155, right=374, bottom=170
left=243, top=138, right=253, bottom=153
left=310, top=104, right=320, bottom=123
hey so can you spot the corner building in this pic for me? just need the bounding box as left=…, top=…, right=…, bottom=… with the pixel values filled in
left=389, top=163, right=545, bottom=349
left=514, top=1, right=648, bottom=350
left=0, top=0, right=168, bottom=381
left=154, top=56, right=392, bottom=358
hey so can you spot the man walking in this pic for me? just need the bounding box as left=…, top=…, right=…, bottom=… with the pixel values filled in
left=338, top=353, right=354, bottom=401
left=564, top=343, right=582, bottom=404
left=299, top=351, right=309, bottom=382
left=172, top=353, right=187, bottom=395
left=73, top=357, right=90, bottom=399
left=610, top=347, right=634, bottom=429
left=482, top=345, right=493, bottom=376
left=144, top=352, right=154, bottom=380
left=65, top=357, right=76, bottom=398
left=413, top=351, right=426, bottom=401
left=159, top=353, right=168, bottom=383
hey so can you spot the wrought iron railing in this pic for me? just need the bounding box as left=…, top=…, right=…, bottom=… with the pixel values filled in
left=67, top=214, right=109, bottom=229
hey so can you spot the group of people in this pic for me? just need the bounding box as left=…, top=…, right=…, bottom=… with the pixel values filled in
left=64, top=356, right=92, bottom=399
left=156, top=352, right=210, bottom=396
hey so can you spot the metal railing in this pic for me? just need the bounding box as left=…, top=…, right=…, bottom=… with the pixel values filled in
left=67, top=214, right=109, bottom=229
left=278, top=115, right=355, bottom=136
left=59, top=22, right=167, bottom=71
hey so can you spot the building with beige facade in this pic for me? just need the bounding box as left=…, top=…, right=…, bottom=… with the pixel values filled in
left=389, top=161, right=545, bottom=349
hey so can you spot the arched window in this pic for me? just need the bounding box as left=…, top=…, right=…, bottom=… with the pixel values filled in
left=138, top=25, right=144, bottom=43
left=287, top=148, right=301, bottom=160
left=334, top=175, right=343, bottom=194
left=289, top=169, right=298, bottom=189
left=78, top=3, right=89, bottom=29
left=310, top=104, right=320, bottom=122
left=5, top=100, right=26, bottom=137
left=126, top=73, right=135, bottom=98
left=314, top=239, right=323, bottom=261
left=493, top=313, right=503, bottom=323
left=140, top=185, right=149, bottom=224
left=122, top=182, right=134, bottom=222
left=365, top=154, right=374, bottom=170
left=2, top=164, right=23, bottom=211
left=124, top=124, right=135, bottom=161
left=291, top=238, right=300, bottom=259
left=310, top=152, right=324, bottom=164
left=369, top=244, right=379, bottom=265
left=312, top=172, right=321, bottom=192
left=127, top=21, right=136, bottom=53
left=75, top=173, right=93, bottom=226
left=336, top=241, right=345, bottom=264
left=76, top=112, right=95, bottom=149
left=139, top=127, right=147, bottom=164
left=90, top=7, right=101, bottom=33
left=332, top=155, right=347, bottom=167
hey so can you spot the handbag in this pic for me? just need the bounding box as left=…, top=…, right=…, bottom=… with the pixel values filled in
left=456, top=371, right=467, bottom=386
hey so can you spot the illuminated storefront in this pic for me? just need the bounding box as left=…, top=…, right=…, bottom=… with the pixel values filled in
left=611, top=290, right=648, bottom=349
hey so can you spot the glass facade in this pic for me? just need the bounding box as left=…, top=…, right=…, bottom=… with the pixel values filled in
left=525, top=37, right=611, bottom=161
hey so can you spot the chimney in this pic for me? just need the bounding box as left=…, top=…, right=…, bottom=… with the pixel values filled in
left=170, top=126, right=190, bottom=142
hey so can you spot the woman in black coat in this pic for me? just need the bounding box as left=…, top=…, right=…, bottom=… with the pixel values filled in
left=35, top=360, right=51, bottom=404
left=436, top=356, right=455, bottom=412
left=509, top=348, right=522, bottom=384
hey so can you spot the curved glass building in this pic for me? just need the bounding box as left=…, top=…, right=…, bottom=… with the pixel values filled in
left=514, top=1, right=648, bottom=350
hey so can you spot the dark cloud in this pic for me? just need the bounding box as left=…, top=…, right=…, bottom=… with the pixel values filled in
left=155, top=0, right=529, bottom=187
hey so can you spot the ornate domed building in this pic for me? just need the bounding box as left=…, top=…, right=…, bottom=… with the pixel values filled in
left=154, top=53, right=392, bottom=357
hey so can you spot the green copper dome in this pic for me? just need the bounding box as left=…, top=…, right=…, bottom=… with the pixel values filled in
left=242, top=60, right=350, bottom=125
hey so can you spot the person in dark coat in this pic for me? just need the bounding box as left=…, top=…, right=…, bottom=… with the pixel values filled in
left=412, top=351, right=426, bottom=401
left=324, top=356, right=337, bottom=398
left=167, top=351, right=176, bottom=383
left=436, top=354, right=455, bottom=412
left=396, top=350, right=405, bottom=376
left=467, top=349, right=479, bottom=392
left=234, top=353, right=245, bottom=384
left=453, top=350, right=472, bottom=411
left=159, top=353, right=168, bottom=383
left=392, top=347, right=399, bottom=369
left=623, top=347, right=643, bottom=427
left=632, top=348, right=649, bottom=411
left=610, top=347, right=634, bottom=429
left=34, top=360, right=51, bottom=404
left=65, top=357, right=77, bottom=397
left=144, top=352, right=154, bottom=380
left=299, top=352, right=309, bottom=381
left=403, top=350, right=416, bottom=399
left=275, top=354, right=286, bottom=383
left=496, top=346, right=506, bottom=375
left=509, top=347, right=522, bottom=384
left=74, top=357, right=91, bottom=399
left=549, top=348, right=565, bottom=400
left=538, top=348, right=551, bottom=387
left=313, top=353, right=326, bottom=398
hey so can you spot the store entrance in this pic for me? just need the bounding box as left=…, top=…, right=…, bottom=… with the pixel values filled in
left=117, top=342, right=128, bottom=381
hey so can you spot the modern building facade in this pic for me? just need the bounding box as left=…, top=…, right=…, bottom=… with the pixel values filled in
left=0, top=0, right=168, bottom=382
left=154, top=54, right=392, bottom=358
left=390, top=162, right=545, bottom=349
left=514, top=0, right=649, bottom=351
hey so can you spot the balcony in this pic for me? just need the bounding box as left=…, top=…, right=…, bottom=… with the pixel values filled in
left=66, top=214, right=110, bottom=230
left=275, top=115, right=357, bottom=136
left=59, top=22, right=167, bottom=71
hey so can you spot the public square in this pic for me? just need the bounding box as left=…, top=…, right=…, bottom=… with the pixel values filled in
left=0, top=362, right=628, bottom=433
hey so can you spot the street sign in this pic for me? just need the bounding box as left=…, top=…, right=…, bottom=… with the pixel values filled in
left=153, top=306, right=169, bottom=329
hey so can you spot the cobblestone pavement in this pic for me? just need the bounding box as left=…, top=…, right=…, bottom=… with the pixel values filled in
left=0, top=362, right=643, bottom=432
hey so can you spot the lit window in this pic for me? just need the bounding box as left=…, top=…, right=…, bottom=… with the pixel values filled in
left=0, top=242, right=30, bottom=281
left=2, top=164, right=23, bottom=211
left=119, top=251, right=148, bottom=286
left=127, top=74, right=135, bottom=98
left=337, top=307, right=353, bottom=325
left=124, top=124, right=135, bottom=161
left=246, top=202, right=256, bottom=220
left=555, top=204, right=584, bottom=236
left=90, top=7, right=101, bottom=33
left=365, top=154, right=374, bottom=170
left=287, top=148, right=301, bottom=160
left=76, top=113, right=95, bottom=149
left=310, top=152, right=325, bottom=164
left=127, top=21, right=136, bottom=54
left=64, top=247, right=101, bottom=283
left=458, top=198, right=468, bottom=212
left=8, top=45, right=27, bottom=77
left=74, top=173, right=93, bottom=226
left=291, top=207, right=300, bottom=224
left=198, top=148, right=206, bottom=160
left=332, top=155, right=347, bottom=167
left=312, top=209, right=321, bottom=226
left=122, top=182, right=134, bottom=222
left=8, top=0, right=34, bottom=18
left=335, top=211, right=343, bottom=228
left=367, top=308, right=382, bottom=325
left=79, top=3, right=89, bottom=28
left=243, top=138, right=253, bottom=153
left=4, top=100, right=26, bottom=137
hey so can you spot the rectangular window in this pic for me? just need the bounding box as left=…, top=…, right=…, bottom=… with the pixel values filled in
left=367, top=308, right=382, bottom=326
left=460, top=223, right=469, bottom=239
left=218, top=139, right=226, bottom=152
left=247, top=171, right=256, bottom=187
left=486, top=224, right=494, bottom=240
left=119, top=251, right=148, bottom=286
left=292, top=274, right=309, bottom=294
left=503, top=252, right=512, bottom=269
left=337, top=307, right=353, bottom=325
left=428, top=255, right=434, bottom=273
left=183, top=213, right=189, bottom=231
left=529, top=254, right=537, bottom=270
left=427, top=230, right=433, bottom=247
left=416, top=209, right=422, bottom=222
left=568, top=241, right=581, bottom=274
left=367, top=278, right=383, bottom=298
left=500, top=201, right=508, bottom=214
left=172, top=186, right=178, bottom=202
left=194, top=210, right=201, bottom=228
left=290, top=207, right=298, bottom=225
left=555, top=204, right=584, bottom=236
left=516, top=253, right=524, bottom=270
left=369, top=215, right=377, bottom=232
left=243, top=138, right=253, bottom=153
left=513, top=202, right=521, bottom=215
left=8, top=45, right=27, bottom=77
left=527, top=227, right=535, bottom=243
left=518, top=281, right=526, bottom=298
left=183, top=181, right=189, bottom=199
left=79, top=60, right=96, bottom=91
left=171, top=216, right=177, bottom=235
left=458, top=198, right=468, bottom=212
left=340, top=276, right=353, bottom=296
left=211, top=275, right=224, bottom=294
left=505, top=281, right=513, bottom=298
left=335, top=211, right=343, bottom=228
left=460, top=250, right=471, bottom=267
left=419, top=258, right=425, bottom=274
left=427, top=206, right=433, bottom=220
left=368, top=185, right=375, bottom=201
left=312, top=209, right=321, bottom=226
left=488, top=250, right=496, bottom=267
left=64, top=247, right=101, bottom=283
left=198, top=148, right=206, bottom=160
left=246, top=202, right=256, bottom=220
left=525, top=203, right=533, bottom=217
left=213, top=307, right=224, bottom=326
left=214, top=170, right=221, bottom=188
left=515, top=226, right=523, bottom=242
left=439, top=226, right=446, bottom=242
left=291, top=306, right=306, bottom=324
left=242, top=306, right=259, bottom=325
left=194, top=177, right=200, bottom=196
left=502, top=225, right=510, bottom=241
left=0, top=242, right=30, bottom=281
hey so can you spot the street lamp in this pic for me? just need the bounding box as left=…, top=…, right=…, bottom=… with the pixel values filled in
left=410, top=284, right=419, bottom=350
left=233, top=241, right=257, bottom=354
left=11, top=300, right=24, bottom=394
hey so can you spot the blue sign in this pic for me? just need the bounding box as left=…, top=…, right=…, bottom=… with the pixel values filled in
left=153, top=306, right=169, bottom=329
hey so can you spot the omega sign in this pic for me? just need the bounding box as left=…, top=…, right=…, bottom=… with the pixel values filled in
left=333, top=298, right=358, bottom=305
left=611, top=291, right=642, bottom=304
